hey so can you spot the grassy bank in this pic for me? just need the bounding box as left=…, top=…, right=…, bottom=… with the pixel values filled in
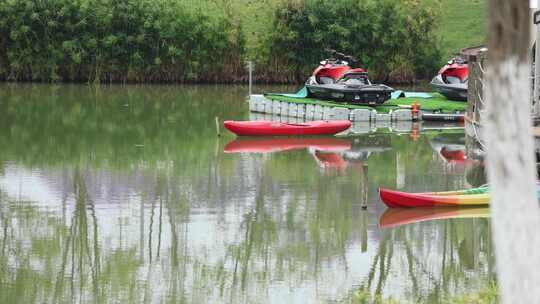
left=424, top=0, right=487, bottom=61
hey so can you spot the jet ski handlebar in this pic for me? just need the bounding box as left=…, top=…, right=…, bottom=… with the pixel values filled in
left=325, top=48, right=358, bottom=64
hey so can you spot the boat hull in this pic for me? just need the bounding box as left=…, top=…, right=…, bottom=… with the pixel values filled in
left=223, top=120, right=352, bottom=137
left=380, top=182, right=540, bottom=209
left=306, top=84, right=393, bottom=105
left=430, top=76, right=468, bottom=101
left=379, top=188, right=490, bottom=208
left=422, top=112, right=464, bottom=122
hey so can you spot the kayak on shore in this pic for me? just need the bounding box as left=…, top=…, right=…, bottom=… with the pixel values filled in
left=223, top=120, right=351, bottom=136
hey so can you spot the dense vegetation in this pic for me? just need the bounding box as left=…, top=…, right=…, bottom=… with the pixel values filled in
left=258, top=0, right=440, bottom=83
left=0, top=0, right=485, bottom=83
left=0, top=0, right=245, bottom=82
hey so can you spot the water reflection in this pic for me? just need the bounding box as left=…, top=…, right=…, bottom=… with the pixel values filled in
left=353, top=216, right=494, bottom=302
left=224, top=137, right=352, bottom=153
left=379, top=207, right=490, bottom=228
left=0, top=84, right=493, bottom=303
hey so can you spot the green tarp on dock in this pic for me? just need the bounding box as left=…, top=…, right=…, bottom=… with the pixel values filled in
left=264, top=87, right=467, bottom=114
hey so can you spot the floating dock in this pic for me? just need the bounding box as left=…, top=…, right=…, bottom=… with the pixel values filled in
left=249, top=112, right=464, bottom=135
left=249, top=94, right=467, bottom=122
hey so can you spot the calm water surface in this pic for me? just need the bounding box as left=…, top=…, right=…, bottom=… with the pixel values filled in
left=0, top=84, right=494, bottom=303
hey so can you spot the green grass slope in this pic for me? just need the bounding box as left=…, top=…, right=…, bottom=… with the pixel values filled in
left=422, top=0, right=487, bottom=61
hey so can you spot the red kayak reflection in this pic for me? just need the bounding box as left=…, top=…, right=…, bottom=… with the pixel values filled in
left=439, top=147, right=473, bottom=164
left=224, top=137, right=352, bottom=154
left=379, top=207, right=490, bottom=229
left=314, top=151, right=347, bottom=169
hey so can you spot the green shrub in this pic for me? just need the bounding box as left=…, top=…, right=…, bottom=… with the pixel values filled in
left=0, top=0, right=245, bottom=83
left=256, top=0, right=441, bottom=83
left=0, top=0, right=442, bottom=84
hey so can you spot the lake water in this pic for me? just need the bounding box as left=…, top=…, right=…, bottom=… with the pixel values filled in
left=0, top=84, right=494, bottom=303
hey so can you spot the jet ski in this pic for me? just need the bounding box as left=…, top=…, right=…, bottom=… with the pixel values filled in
left=430, top=56, right=468, bottom=101
left=305, top=50, right=394, bottom=105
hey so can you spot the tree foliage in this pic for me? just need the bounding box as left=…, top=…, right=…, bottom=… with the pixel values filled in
left=0, top=0, right=245, bottom=82
left=258, top=0, right=441, bottom=83
left=0, top=0, right=440, bottom=83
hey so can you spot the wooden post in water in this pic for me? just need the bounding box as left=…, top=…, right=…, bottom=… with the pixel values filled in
left=485, top=1, right=540, bottom=302
left=467, top=50, right=487, bottom=124
left=215, top=117, right=220, bottom=137
left=360, top=210, right=368, bottom=252
left=360, top=163, right=368, bottom=210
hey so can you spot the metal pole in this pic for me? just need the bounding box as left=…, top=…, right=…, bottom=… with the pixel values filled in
left=248, top=61, right=253, bottom=97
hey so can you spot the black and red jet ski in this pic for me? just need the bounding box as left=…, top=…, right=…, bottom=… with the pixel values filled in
left=430, top=56, right=468, bottom=101
left=305, top=50, right=394, bottom=105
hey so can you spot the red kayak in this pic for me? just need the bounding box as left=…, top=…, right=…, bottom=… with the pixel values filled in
left=224, top=137, right=351, bottom=153
left=380, top=183, right=540, bottom=208
left=223, top=120, right=352, bottom=136
left=378, top=187, right=490, bottom=208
